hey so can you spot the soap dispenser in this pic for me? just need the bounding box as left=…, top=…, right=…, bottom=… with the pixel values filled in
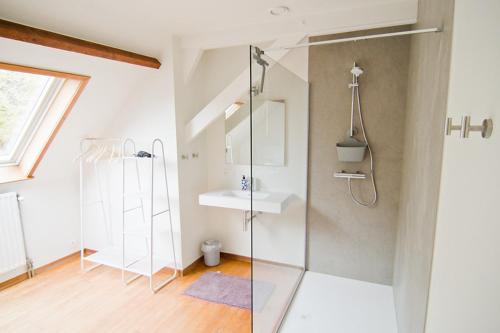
left=241, top=175, right=248, bottom=191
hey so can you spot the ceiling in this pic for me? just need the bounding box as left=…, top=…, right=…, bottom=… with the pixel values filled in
left=0, top=0, right=417, bottom=57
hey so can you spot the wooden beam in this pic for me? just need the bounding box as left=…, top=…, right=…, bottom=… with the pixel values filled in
left=0, top=19, right=161, bottom=69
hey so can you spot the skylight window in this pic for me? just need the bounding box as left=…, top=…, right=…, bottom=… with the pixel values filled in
left=0, top=69, right=63, bottom=165
left=0, top=63, right=89, bottom=184
left=224, top=102, right=244, bottom=119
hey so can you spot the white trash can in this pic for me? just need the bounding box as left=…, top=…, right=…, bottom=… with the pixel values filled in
left=201, top=240, right=221, bottom=266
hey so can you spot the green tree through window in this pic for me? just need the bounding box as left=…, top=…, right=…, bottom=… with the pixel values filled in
left=0, top=70, right=51, bottom=158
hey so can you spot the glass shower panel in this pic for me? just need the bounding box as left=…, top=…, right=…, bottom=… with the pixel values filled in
left=250, top=46, right=309, bottom=333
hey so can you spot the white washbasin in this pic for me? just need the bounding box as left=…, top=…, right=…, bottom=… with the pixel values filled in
left=222, top=190, right=270, bottom=200
left=199, top=190, right=290, bottom=214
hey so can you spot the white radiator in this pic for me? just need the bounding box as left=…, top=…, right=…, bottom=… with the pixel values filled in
left=0, top=192, right=30, bottom=283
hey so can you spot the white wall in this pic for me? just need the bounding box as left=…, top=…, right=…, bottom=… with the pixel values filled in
left=172, top=45, right=251, bottom=268
left=170, top=38, right=212, bottom=269
left=0, top=35, right=305, bottom=271
left=204, top=48, right=309, bottom=267
left=103, top=41, right=254, bottom=270
left=67, top=37, right=216, bottom=271
left=0, top=37, right=154, bottom=268
left=425, top=1, right=500, bottom=332
left=169, top=43, right=309, bottom=267
left=103, top=38, right=183, bottom=268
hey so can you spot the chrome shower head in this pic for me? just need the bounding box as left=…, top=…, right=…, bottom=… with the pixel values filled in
left=351, top=64, right=364, bottom=77
left=253, top=47, right=268, bottom=94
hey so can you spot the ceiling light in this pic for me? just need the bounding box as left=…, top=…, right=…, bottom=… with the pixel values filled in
left=268, top=6, right=290, bottom=16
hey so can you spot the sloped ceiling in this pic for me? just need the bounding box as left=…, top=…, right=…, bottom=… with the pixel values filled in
left=0, top=0, right=417, bottom=56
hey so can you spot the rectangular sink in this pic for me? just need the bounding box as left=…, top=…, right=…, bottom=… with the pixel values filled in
left=199, top=190, right=290, bottom=214
left=222, top=190, right=270, bottom=200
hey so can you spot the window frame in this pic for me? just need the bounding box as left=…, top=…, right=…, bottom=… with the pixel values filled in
left=0, top=76, right=64, bottom=165
left=0, top=62, right=89, bottom=184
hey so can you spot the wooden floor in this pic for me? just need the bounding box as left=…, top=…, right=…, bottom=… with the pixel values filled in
left=0, top=254, right=251, bottom=333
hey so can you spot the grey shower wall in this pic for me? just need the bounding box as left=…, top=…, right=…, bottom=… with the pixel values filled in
left=307, top=27, right=410, bottom=285
left=393, top=0, right=455, bottom=332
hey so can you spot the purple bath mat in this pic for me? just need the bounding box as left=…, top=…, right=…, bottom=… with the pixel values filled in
left=184, top=271, right=274, bottom=311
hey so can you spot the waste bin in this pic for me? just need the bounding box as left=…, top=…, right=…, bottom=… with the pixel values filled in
left=201, top=240, right=221, bottom=266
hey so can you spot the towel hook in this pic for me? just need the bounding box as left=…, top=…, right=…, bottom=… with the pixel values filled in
left=445, top=116, right=493, bottom=139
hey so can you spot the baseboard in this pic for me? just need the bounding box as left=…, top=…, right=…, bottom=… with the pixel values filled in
left=36, top=251, right=81, bottom=275
left=222, top=252, right=303, bottom=270
left=252, top=257, right=304, bottom=270
left=0, top=250, right=80, bottom=292
left=220, top=252, right=251, bottom=263
left=0, top=272, right=30, bottom=292
left=180, top=256, right=204, bottom=277
left=83, top=248, right=96, bottom=255
left=1, top=249, right=300, bottom=291
left=185, top=252, right=300, bottom=268
left=180, top=252, right=251, bottom=277
left=0, top=265, right=27, bottom=284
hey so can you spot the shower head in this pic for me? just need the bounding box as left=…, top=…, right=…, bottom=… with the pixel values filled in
left=253, top=47, right=268, bottom=94
left=351, top=65, right=363, bottom=77
left=351, top=62, right=364, bottom=77
left=253, top=47, right=269, bottom=67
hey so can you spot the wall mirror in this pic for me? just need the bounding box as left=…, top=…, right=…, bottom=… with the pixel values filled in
left=225, top=100, right=285, bottom=166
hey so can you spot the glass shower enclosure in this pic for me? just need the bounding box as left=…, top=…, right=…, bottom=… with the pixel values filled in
left=249, top=45, right=309, bottom=332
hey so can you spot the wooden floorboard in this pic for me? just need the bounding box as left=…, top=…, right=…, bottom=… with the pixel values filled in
left=0, top=255, right=251, bottom=333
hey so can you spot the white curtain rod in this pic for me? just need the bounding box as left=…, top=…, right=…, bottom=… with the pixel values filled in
left=264, top=28, right=440, bottom=51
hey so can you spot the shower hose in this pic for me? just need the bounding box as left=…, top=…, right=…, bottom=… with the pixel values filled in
left=348, top=76, right=378, bottom=207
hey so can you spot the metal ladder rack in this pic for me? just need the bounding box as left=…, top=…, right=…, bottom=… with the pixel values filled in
left=121, top=138, right=178, bottom=293
left=79, top=138, right=177, bottom=294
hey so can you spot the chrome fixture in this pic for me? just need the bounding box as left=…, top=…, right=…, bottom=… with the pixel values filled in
left=334, top=171, right=367, bottom=180
left=253, top=47, right=269, bottom=95
left=263, top=28, right=441, bottom=51
left=243, top=210, right=255, bottom=232
left=445, top=116, right=493, bottom=138
left=336, top=63, right=368, bottom=163
left=243, top=210, right=263, bottom=232
left=335, top=63, right=378, bottom=208
left=349, top=64, right=364, bottom=137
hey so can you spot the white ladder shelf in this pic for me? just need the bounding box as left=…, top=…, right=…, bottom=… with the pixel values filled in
left=80, top=138, right=178, bottom=294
